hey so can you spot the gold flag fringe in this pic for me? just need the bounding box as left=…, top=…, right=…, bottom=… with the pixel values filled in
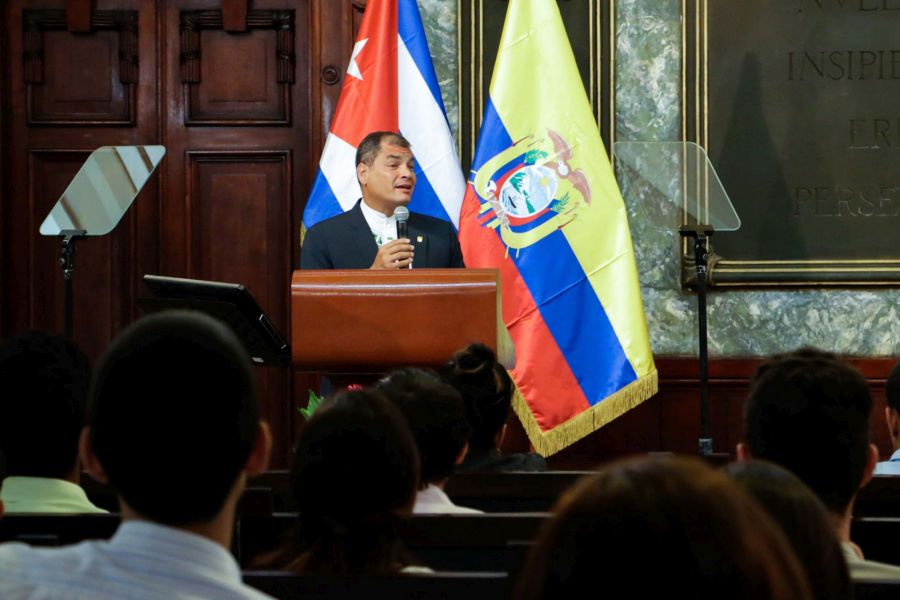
left=511, top=369, right=659, bottom=457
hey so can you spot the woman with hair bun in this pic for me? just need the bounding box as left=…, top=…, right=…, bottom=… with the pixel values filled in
left=441, top=343, right=546, bottom=472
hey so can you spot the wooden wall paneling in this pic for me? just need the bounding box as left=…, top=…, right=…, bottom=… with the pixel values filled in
left=0, top=2, right=6, bottom=336
left=23, top=9, right=138, bottom=126
left=179, top=9, right=295, bottom=125
left=65, top=0, right=96, bottom=33
left=542, top=358, right=899, bottom=469
left=162, top=0, right=312, bottom=467
left=185, top=150, right=293, bottom=467
left=184, top=150, right=291, bottom=315
left=2, top=0, right=158, bottom=361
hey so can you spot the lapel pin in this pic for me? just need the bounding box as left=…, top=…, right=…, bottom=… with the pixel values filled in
left=417, top=235, right=424, bottom=243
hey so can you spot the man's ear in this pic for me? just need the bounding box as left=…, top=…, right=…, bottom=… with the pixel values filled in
left=357, top=162, right=369, bottom=187
left=245, top=421, right=272, bottom=476
left=736, top=442, right=752, bottom=462
left=885, top=406, right=899, bottom=437
left=496, top=423, right=508, bottom=449
left=455, top=441, right=469, bottom=466
left=860, top=443, right=879, bottom=489
left=79, top=427, right=109, bottom=484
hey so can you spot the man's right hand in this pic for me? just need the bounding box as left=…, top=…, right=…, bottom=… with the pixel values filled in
left=370, top=238, right=414, bottom=269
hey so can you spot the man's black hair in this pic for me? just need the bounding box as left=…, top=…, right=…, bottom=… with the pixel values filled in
left=90, top=310, right=259, bottom=525
left=377, top=368, right=471, bottom=485
left=288, top=388, right=420, bottom=573
left=355, top=131, right=412, bottom=167
left=743, top=347, right=872, bottom=514
left=0, top=331, right=91, bottom=479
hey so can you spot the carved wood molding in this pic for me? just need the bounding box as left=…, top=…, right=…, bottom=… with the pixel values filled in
left=22, top=9, right=139, bottom=85
left=179, top=10, right=295, bottom=84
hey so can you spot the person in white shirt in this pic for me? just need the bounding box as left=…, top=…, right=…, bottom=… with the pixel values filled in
left=378, top=368, right=482, bottom=514
left=0, top=311, right=274, bottom=600
left=0, top=331, right=106, bottom=514
left=875, top=362, right=900, bottom=475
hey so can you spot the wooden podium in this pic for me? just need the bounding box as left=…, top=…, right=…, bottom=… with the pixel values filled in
left=290, top=269, right=509, bottom=373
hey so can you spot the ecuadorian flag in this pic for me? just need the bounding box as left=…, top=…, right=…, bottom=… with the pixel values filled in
left=459, top=0, right=657, bottom=455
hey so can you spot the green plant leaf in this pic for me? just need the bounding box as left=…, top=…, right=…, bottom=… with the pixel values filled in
left=299, top=389, right=324, bottom=419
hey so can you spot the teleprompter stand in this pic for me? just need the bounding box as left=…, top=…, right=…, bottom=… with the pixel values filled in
left=615, top=142, right=740, bottom=456
left=39, top=146, right=165, bottom=338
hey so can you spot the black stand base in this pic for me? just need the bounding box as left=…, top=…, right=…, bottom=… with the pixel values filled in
left=680, top=225, right=714, bottom=456
left=59, top=230, right=87, bottom=338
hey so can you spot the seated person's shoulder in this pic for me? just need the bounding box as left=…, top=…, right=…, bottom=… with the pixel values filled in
left=849, top=557, right=900, bottom=582
left=301, top=211, right=357, bottom=269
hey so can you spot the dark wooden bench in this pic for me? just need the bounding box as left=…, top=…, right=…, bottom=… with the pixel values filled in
left=247, top=470, right=591, bottom=513
left=444, top=471, right=590, bottom=512
left=852, top=518, right=900, bottom=565
left=856, top=476, right=900, bottom=518
left=242, top=570, right=512, bottom=600
left=0, top=513, right=121, bottom=546
left=854, top=579, right=900, bottom=599
left=81, top=476, right=275, bottom=515
left=237, top=512, right=548, bottom=572
left=248, top=470, right=294, bottom=511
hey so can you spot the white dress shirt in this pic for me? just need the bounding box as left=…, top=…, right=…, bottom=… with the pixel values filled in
left=413, top=484, right=483, bottom=514
left=0, top=520, right=274, bottom=599
left=360, top=199, right=399, bottom=246
left=842, top=540, right=900, bottom=582
left=874, top=449, right=900, bottom=475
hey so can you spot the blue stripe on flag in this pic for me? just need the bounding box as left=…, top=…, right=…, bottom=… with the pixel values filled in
left=303, top=170, right=344, bottom=228
left=513, top=231, right=637, bottom=404
left=409, top=168, right=453, bottom=224
left=398, top=0, right=446, bottom=116
left=470, top=100, right=514, bottom=173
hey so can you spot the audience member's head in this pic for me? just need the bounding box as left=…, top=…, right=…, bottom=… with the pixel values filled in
left=286, top=388, right=420, bottom=574
left=516, top=456, right=811, bottom=600
left=378, top=368, right=471, bottom=486
left=85, top=311, right=270, bottom=526
left=0, top=331, right=91, bottom=480
left=440, top=343, right=513, bottom=450
left=724, top=460, right=852, bottom=600
left=883, top=361, right=900, bottom=450
left=740, top=347, right=874, bottom=515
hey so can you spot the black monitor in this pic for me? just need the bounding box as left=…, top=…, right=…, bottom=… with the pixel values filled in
left=139, top=275, right=291, bottom=368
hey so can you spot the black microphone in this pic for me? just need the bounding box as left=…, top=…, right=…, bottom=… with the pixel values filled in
left=394, top=206, right=410, bottom=240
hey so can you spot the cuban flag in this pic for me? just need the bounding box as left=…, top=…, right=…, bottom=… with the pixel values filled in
left=302, top=0, right=465, bottom=230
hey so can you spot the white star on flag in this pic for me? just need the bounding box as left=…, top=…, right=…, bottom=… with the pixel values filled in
left=347, top=38, right=368, bottom=80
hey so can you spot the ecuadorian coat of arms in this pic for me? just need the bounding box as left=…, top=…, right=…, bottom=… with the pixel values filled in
left=469, top=129, right=592, bottom=254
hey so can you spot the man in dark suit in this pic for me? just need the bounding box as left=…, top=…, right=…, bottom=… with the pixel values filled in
left=300, top=131, right=465, bottom=270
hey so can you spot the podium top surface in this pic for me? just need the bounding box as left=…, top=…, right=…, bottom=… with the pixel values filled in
left=290, top=269, right=503, bottom=372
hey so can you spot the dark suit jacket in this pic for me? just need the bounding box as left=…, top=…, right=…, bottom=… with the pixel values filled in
left=457, top=449, right=548, bottom=474
left=300, top=200, right=465, bottom=269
